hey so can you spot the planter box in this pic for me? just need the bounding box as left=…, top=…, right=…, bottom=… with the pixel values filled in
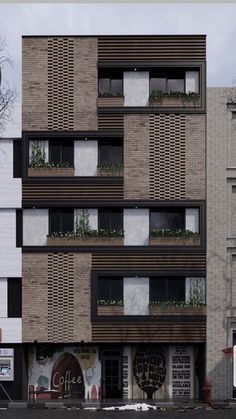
left=149, top=306, right=206, bottom=316
left=97, top=166, right=123, bottom=177
left=97, top=96, right=124, bottom=107
left=149, top=96, right=200, bottom=108
left=28, top=167, right=75, bottom=177
left=47, top=236, right=124, bottom=246
left=149, top=236, right=200, bottom=246
left=97, top=305, right=124, bottom=316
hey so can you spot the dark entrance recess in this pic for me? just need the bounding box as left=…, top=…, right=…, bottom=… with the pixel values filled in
left=101, top=348, right=123, bottom=399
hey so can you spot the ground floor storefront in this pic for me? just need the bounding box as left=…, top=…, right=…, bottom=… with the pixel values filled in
left=25, top=343, right=205, bottom=401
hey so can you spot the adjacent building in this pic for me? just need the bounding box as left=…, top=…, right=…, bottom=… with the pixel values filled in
left=207, top=87, right=236, bottom=400
left=0, top=35, right=207, bottom=401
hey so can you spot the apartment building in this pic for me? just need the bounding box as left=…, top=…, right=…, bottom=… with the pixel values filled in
left=0, top=35, right=206, bottom=401
left=207, top=87, right=236, bottom=400
left=0, top=138, right=24, bottom=399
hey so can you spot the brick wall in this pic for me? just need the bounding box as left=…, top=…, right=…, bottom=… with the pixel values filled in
left=22, top=37, right=98, bottom=131
left=185, top=114, right=206, bottom=200
left=22, top=252, right=92, bottom=343
left=124, top=114, right=150, bottom=199
left=22, top=38, right=48, bottom=131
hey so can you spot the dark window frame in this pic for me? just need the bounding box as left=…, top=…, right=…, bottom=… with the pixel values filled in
left=98, top=71, right=123, bottom=96
left=150, top=276, right=186, bottom=302
left=8, top=278, right=22, bottom=318
left=49, top=208, right=74, bottom=234
left=98, top=140, right=123, bottom=165
left=149, top=68, right=186, bottom=93
left=49, top=140, right=74, bottom=167
left=98, top=209, right=123, bottom=231
left=98, top=276, right=123, bottom=302
left=150, top=208, right=186, bottom=231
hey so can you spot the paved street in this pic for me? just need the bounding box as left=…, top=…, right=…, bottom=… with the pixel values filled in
left=0, top=408, right=235, bottom=419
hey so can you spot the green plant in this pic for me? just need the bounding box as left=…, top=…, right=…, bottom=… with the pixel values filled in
left=189, top=282, right=204, bottom=306
left=150, top=229, right=200, bottom=239
left=149, top=90, right=200, bottom=104
left=97, top=299, right=123, bottom=306
left=29, top=141, right=70, bottom=168
left=75, top=209, right=90, bottom=237
left=48, top=229, right=124, bottom=239
left=98, top=163, right=123, bottom=173
left=99, top=92, right=123, bottom=97
left=149, top=300, right=205, bottom=308
left=30, top=141, right=46, bottom=167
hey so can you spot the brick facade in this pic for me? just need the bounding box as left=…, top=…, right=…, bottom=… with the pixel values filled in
left=22, top=37, right=98, bottom=131
left=124, top=114, right=150, bottom=199
left=22, top=252, right=92, bottom=343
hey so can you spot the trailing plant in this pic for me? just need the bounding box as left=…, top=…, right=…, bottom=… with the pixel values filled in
left=150, top=229, right=200, bottom=239
left=74, top=209, right=90, bottom=237
left=149, top=90, right=200, bottom=104
left=98, top=163, right=123, bottom=173
left=189, top=281, right=204, bottom=306
left=97, top=299, right=123, bottom=306
left=99, top=92, right=123, bottom=97
left=29, top=141, right=70, bottom=168
left=48, top=229, right=124, bottom=239
left=30, top=141, right=46, bottom=167
left=149, top=300, right=205, bottom=308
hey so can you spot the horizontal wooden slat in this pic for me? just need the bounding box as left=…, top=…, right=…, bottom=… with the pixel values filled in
left=92, top=252, right=206, bottom=270
left=92, top=322, right=206, bottom=342
left=98, top=36, right=206, bottom=61
left=23, top=181, right=124, bottom=202
left=98, top=114, right=124, bottom=131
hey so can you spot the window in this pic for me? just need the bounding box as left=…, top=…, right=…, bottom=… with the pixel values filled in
left=98, top=277, right=123, bottom=301
left=49, top=209, right=74, bottom=233
left=150, top=209, right=185, bottom=230
left=49, top=140, right=74, bottom=166
left=150, top=277, right=185, bottom=302
left=150, top=69, right=185, bottom=93
left=98, top=209, right=123, bottom=231
left=8, top=278, right=22, bottom=318
left=98, top=140, right=123, bottom=165
left=98, top=71, right=123, bottom=96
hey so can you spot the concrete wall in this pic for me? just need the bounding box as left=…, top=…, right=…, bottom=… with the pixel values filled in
left=124, top=71, right=149, bottom=107
left=207, top=87, right=236, bottom=399
left=0, top=319, right=22, bottom=343
left=23, top=209, right=49, bottom=246
left=124, top=277, right=149, bottom=315
left=0, top=140, right=21, bottom=208
left=74, top=140, right=98, bottom=176
left=124, top=209, right=149, bottom=246
left=0, top=210, right=21, bottom=277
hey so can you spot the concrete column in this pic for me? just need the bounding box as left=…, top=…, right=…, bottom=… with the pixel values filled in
left=74, top=140, right=98, bottom=176
left=124, top=277, right=149, bottom=315
left=124, top=71, right=149, bottom=107
left=124, top=209, right=149, bottom=246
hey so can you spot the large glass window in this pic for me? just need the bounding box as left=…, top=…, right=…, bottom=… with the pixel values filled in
left=98, top=71, right=123, bottom=96
left=98, top=277, right=123, bottom=301
left=98, top=140, right=123, bottom=165
left=150, top=277, right=185, bottom=302
left=98, top=209, right=123, bottom=231
left=49, top=209, right=74, bottom=233
left=150, top=209, right=185, bottom=230
left=150, top=69, right=185, bottom=93
left=49, top=140, right=74, bottom=166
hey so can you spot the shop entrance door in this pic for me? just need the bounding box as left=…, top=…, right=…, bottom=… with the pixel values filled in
left=101, top=348, right=122, bottom=399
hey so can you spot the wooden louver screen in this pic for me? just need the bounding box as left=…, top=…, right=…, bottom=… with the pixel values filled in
left=98, top=113, right=124, bottom=131
left=98, top=36, right=206, bottom=61
left=48, top=38, right=74, bottom=131
left=48, top=253, right=74, bottom=342
left=149, top=114, right=186, bottom=200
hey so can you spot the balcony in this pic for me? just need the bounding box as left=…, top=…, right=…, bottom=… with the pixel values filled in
left=97, top=164, right=123, bottom=177
left=28, top=166, right=74, bottom=177
left=149, top=303, right=206, bottom=316
left=149, top=91, right=200, bottom=108
left=47, top=234, right=124, bottom=247
left=149, top=229, right=200, bottom=247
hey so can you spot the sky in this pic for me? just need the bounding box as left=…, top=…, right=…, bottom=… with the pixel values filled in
left=1, top=2, right=236, bottom=136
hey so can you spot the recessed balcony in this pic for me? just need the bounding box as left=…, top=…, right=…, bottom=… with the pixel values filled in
left=149, top=91, right=200, bottom=108
left=47, top=230, right=124, bottom=246
left=149, top=229, right=200, bottom=246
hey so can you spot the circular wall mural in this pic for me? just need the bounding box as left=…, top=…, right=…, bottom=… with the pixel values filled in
left=133, top=344, right=166, bottom=399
